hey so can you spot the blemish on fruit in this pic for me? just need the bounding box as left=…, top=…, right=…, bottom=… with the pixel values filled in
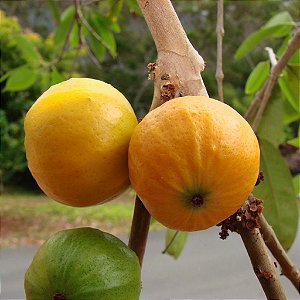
left=52, top=292, right=67, bottom=300
left=191, top=194, right=204, bottom=207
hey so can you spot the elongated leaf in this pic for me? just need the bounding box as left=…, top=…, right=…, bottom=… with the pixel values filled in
left=15, top=35, right=40, bottom=67
left=283, top=99, right=300, bottom=125
left=164, top=229, right=188, bottom=259
left=253, top=139, right=298, bottom=250
left=287, top=126, right=300, bottom=148
left=125, top=0, right=142, bottom=16
left=245, top=61, right=270, bottom=95
left=69, top=22, right=79, bottom=49
left=89, top=14, right=116, bottom=57
left=264, top=11, right=295, bottom=30
left=235, top=11, right=295, bottom=60
left=289, top=49, right=300, bottom=65
left=50, top=69, right=64, bottom=85
left=278, top=65, right=300, bottom=112
left=258, top=95, right=283, bottom=147
left=293, top=174, right=300, bottom=196
left=87, top=32, right=106, bottom=62
left=54, top=6, right=75, bottom=45
left=109, top=0, right=123, bottom=22
left=3, top=65, right=37, bottom=92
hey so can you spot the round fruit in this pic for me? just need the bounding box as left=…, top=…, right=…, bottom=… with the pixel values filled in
left=24, top=227, right=141, bottom=300
left=24, top=78, right=138, bottom=207
left=128, top=96, right=260, bottom=231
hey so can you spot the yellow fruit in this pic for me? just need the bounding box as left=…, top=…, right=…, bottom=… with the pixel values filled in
left=128, top=96, right=260, bottom=231
left=25, top=78, right=138, bottom=207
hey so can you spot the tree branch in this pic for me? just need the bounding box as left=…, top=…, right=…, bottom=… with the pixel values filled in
left=138, top=0, right=208, bottom=110
left=219, top=195, right=288, bottom=299
left=215, top=0, right=224, bottom=102
left=259, top=214, right=300, bottom=293
left=240, top=227, right=288, bottom=299
left=128, top=196, right=151, bottom=266
left=245, top=28, right=300, bottom=128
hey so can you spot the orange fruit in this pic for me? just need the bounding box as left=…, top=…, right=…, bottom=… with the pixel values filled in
left=25, top=78, right=138, bottom=207
left=128, top=96, right=260, bottom=231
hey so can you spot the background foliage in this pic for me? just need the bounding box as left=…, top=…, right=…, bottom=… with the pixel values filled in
left=0, top=0, right=299, bottom=249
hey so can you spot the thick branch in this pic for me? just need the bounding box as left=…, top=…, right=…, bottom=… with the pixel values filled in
left=128, top=196, right=151, bottom=266
left=259, top=214, right=300, bottom=293
left=215, top=0, right=224, bottom=102
left=240, top=227, right=288, bottom=299
left=219, top=195, right=288, bottom=298
left=245, top=28, right=300, bottom=127
left=138, top=0, right=208, bottom=110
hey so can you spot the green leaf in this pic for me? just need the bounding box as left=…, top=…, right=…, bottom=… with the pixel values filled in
left=245, top=61, right=270, bottom=95
left=15, top=34, right=40, bottom=67
left=50, top=69, right=64, bottom=85
left=54, top=6, right=75, bottom=45
left=235, top=12, right=295, bottom=60
left=89, top=14, right=116, bottom=57
left=287, top=126, right=300, bottom=148
left=283, top=99, right=300, bottom=125
left=289, top=49, right=300, bottom=65
left=109, top=0, right=123, bottom=22
left=258, top=95, right=283, bottom=147
left=3, top=65, right=37, bottom=92
left=69, top=22, right=79, bottom=49
left=87, top=32, right=106, bottom=62
left=293, top=174, right=300, bottom=196
left=253, top=139, right=299, bottom=250
left=125, top=0, right=142, bottom=16
left=264, top=11, right=295, bottom=30
left=164, top=230, right=188, bottom=259
left=278, top=65, right=300, bottom=113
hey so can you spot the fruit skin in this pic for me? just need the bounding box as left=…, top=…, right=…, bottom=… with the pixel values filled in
left=24, top=78, right=138, bottom=207
left=24, top=227, right=141, bottom=300
left=128, top=96, right=260, bottom=231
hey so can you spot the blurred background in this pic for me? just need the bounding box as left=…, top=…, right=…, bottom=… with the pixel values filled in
left=1, top=0, right=299, bottom=248
left=0, top=0, right=300, bottom=298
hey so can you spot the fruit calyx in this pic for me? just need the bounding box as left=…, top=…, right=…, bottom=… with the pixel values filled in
left=191, top=194, right=204, bottom=207
left=52, top=293, right=67, bottom=300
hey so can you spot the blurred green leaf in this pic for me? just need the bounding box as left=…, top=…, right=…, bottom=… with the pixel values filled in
left=278, top=65, right=300, bottom=113
left=3, top=65, right=37, bottom=92
left=109, top=0, right=123, bottom=22
left=69, top=22, right=79, bottom=49
left=15, top=35, right=40, bottom=67
left=40, top=72, right=50, bottom=92
left=264, top=11, right=295, bottom=30
left=287, top=126, right=300, bottom=148
left=87, top=32, right=106, bottom=62
left=289, top=49, right=300, bottom=65
left=235, top=11, right=295, bottom=60
left=125, top=0, right=142, bottom=16
left=245, top=61, right=270, bottom=95
left=293, top=174, right=300, bottom=196
left=254, top=139, right=299, bottom=250
left=89, top=13, right=116, bottom=57
left=283, top=99, right=300, bottom=125
left=54, top=6, right=75, bottom=45
left=164, top=230, right=188, bottom=259
left=50, top=69, right=64, bottom=85
left=258, top=96, right=283, bottom=147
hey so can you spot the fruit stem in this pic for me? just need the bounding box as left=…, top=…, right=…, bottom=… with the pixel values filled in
left=191, top=194, right=204, bottom=207
left=128, top=195, right=151, bottom=267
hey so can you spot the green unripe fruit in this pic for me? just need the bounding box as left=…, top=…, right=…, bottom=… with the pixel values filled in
left=24, top=227, right=141, bottom=300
